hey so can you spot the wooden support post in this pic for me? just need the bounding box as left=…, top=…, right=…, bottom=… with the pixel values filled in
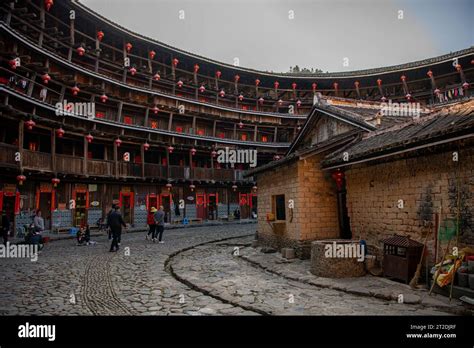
left=274, top=126, right=278, bottom=142
left=144, top=107, right=149, bottom=127
left=18, top=120, right=24, bottom=172
left=192, top=116, right=196, bottom=134
left=51, top=128, right=56, bottom=174
left=253, top=125, right=258, bottom=142
left=168, top=112, right=173, bottom=131
left=114, top=140, right=118, bottom=179
left=141, top=142, right=145, bottom=179
left=213, top=120, right=217, bottom=138
left=117, top=101, right=123, bottom=123
left=83, top=136, right=88, bottom=177
left=38, top=5, right=45, bottom=47
left=233, top=123, right=237, bottom=140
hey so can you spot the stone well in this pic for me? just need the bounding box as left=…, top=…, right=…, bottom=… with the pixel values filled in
left=310, top=239, right=366, bottom=278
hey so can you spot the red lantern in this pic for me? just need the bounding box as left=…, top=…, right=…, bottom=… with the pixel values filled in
left=332, top=170, right=344, bottom=190
left=168, top=146, right=174, bottom=153
left=234, top=75, right=240, bottom=82
left=149, top=50, right=156, bottom=60
left=455, top=64, right=462, bottom=72
left=125, top=42, right=133, bottom=53
left=238, top=94, right=244, bottom=101
left=211, top=150, right=217, bottom=158
left=153, top=106, right=159, bottom=114
left=354, top=81, right=360, bottom=87
left=44, top=0, right=53, bottom=11
left=9, top=59, right=18, bottom=70
left=115, top=138, right=122, bottom=147
left=296, top=100, right=302, bottom=107
left=189, top=184, right=196, bottom=191
left=42, top=73, right=51, bottom=84
left=55, top=127, right=65, bottom=138
left=232, top=184, right=238, bottom=192
left=219, top=90, right=225, bottom=98
left=312, top=83, right=317, bottom=91
left=85, top=134, right=94, bottom=143
left=129, top=67, right=137, bottom=75
left=100, top=94, right=108, bottom=103
left=463, top=82, right=469, bottom=89
left=177, top=80, right=183, bottom=88
left=258, top=97, right=264, bottom=105
left=434, top=88, right=441, bottom=95
left=194, top=64, right=200, bottom=73
left=255, top=79, right=260, bottom=86
left=97, top=31, right=104, bottom=42
left=333, top=82, right=339, bottom=90
left=190, top=147, right=196, bottom=156
left=76, top=46, right=85, bottom=56
left=291, top=82, right=297, bottom=90
left=166, top=183, right=172, bottom=191
left=199, top=85, right=206, bottom=93
left=25, top=119, right=35, bottom=130
left=377, top=79, right=382, bottom=86
left=153, top=73, right=161, bottom=81
left=16, top=175, right=26, bottom=186
left=71, top=86, right=80, bottom=95
left=400, top=75, right=406, bottom=82
left=51, top=178, right=60, bottom=187
left=238, top=121, right=244, bottom=129
left=143, top=142, right=150, bottom=151
left=274, top=81, right=279, bottom=89
left=278, top=99, right=283, bottom=106
left=172, top=58, right=179, bottom=67
left=427, top=70, right=433, bottom=78
left=215, top=70, right=222, bottom=79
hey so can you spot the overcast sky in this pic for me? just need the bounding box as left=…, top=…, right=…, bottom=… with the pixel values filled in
left=81, top=0, right=473, bottom=73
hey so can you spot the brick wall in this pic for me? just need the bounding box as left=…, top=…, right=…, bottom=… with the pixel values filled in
left=345, top=145, right=474, bottom=261
left=257, top=153, right=339, bottom=258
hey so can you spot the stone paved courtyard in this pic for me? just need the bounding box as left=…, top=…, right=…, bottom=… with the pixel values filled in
left=0, top=223, right=467, bottom=316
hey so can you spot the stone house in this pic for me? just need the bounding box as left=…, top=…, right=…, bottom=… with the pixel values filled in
left=247, top=97, right=474, bottom=260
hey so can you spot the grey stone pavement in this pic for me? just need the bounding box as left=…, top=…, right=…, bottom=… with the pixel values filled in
left=0, top=223, right=469, bottom=316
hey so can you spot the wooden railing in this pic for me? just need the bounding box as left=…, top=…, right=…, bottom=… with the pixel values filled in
left=118, top=162, right=142, bottom=177
left=88, top=159, right=113, bottom=176
left=0, top=143, right=18, bottom=167
left=56, top=154, right=83, bottom=174
left=0, top=147, right=252, bottom=182
left=23, top=150, right=52, bottom=171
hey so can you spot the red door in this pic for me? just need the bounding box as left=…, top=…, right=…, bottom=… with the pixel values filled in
left=146, top=194, right=158, bottom=211
left=196, top=194, right=206, bottom=220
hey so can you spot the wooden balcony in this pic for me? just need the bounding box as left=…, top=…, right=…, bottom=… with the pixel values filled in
left=23, top=150, right=52, bottom=172
left=0, top=146, right=252, bottom=182
left=0, top=143, right=19, bottom=168
left=56, top=154, right=83, bottom=174
left=88, top=159, right=114, bottom=177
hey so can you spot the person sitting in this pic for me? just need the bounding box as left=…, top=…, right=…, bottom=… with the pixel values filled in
left=30, top=209, right=44, bottom=246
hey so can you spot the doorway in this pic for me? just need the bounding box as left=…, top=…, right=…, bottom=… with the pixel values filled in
left=159, top=193, right=172, bottom=223
left=239, top=193, right=250, bottom=219
left=207, top=193, right=218, bottom=220
left=38, top=192, right=52, bottom=230
left=119, top=192, right=134, bottom=224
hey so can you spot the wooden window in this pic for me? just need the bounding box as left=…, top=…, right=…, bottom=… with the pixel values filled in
left=95, top=112, right=105, bottom=119
left=272, top=194, right=286, bottom=221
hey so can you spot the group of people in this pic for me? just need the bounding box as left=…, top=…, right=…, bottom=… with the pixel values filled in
left=146, top=206, right=165, bottom=243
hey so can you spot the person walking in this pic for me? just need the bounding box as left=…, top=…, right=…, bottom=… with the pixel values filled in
left=153, top=205, right=165, bottom=243
left=106, top=205, right=114, bottom=240
left=146, top=207, right=157, bottom=241
left=108, top=205, right=126, bottom=252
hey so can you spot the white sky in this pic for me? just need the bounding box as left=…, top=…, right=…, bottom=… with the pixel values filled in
left=81, top=0, right=474, bottom=73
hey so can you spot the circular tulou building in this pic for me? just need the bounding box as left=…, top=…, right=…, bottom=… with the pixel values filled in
left=0, top=0, right=472, bottom=234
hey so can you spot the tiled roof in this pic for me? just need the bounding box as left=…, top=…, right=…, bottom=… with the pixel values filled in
left=322, top=99, right=474, bottom=167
